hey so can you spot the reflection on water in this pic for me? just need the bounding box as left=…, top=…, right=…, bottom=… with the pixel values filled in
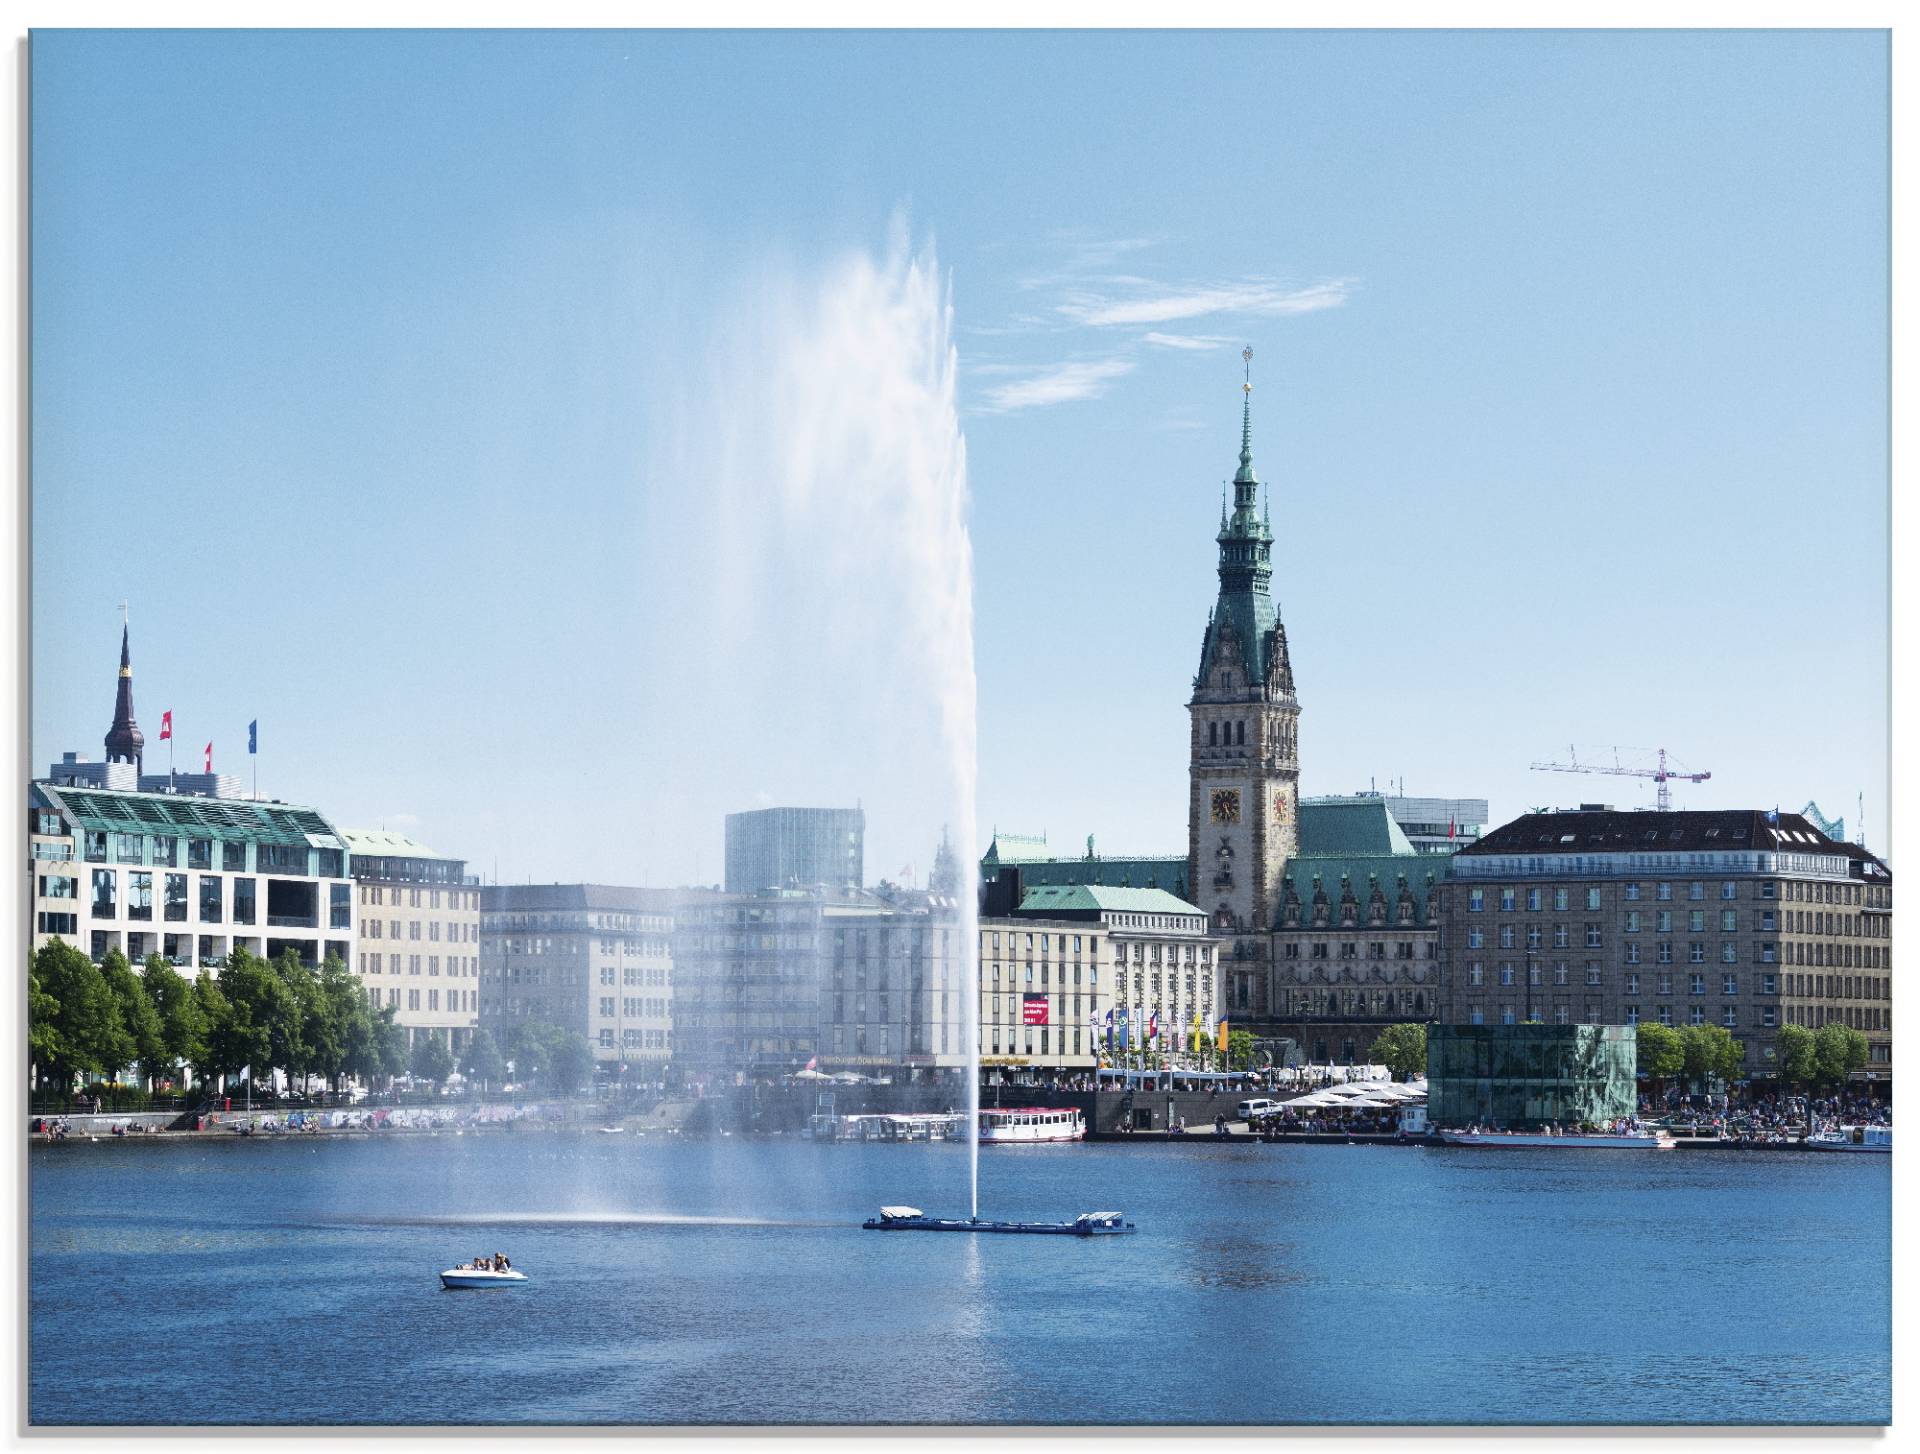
left=29, top=1136, right=1889, bottom=1426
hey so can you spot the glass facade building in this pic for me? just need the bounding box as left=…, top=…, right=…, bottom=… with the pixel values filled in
left=724, top=807, right=864, bottom=897
left=1426, top=1024, right=1636, bottom=1130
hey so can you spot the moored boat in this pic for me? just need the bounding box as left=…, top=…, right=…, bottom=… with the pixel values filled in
left=978, top=1106, right=1085, bottom=1144
left=862, top=1205, right=1134, bottom=1235
left=1806, top=1125, right=1891, bottom=1153
left=1437, top=1129, right=1675, bottom=1150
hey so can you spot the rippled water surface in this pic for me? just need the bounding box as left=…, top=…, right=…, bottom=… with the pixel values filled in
left=29, top=1133, right=1889, bottom=1425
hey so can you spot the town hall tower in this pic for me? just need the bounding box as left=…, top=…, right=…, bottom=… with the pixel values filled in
left=1187, top=349, right=1300, bottom=965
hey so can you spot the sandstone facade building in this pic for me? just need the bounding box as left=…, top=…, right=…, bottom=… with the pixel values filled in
left=345, top=829, right=480, bottom=1053
left=1438, top=809, right=1893, bottom=1083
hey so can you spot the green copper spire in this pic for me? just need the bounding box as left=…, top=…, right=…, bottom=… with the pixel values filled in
left=1233, top=346, right=1258, bottom=486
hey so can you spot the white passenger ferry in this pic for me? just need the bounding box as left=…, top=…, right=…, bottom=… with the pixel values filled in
left=1437, top=1128, right=1674, bottom=1150
left=978, top=1106, right=1085, bottom=1143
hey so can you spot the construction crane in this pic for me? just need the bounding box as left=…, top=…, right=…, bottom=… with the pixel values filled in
left=1529, top=746, right=1711, bottom=813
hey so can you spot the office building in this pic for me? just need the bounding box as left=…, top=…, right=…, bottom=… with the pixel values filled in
left=345, top=829, right=481, bottom=1052
left=723, top=806, right=864, bottom=896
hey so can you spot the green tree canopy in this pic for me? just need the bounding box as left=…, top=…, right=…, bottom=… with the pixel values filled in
left=550, top=1033, right=595, bottom=1095
left=1812, top=1022, right=1870, bottom=1089
left=316, top=957, right=372, bottom=1092
left=1678, top=1024, right=1744, bottom=1087
left=370, top=1005, right=409, bottom=1083
left=1775, top=1023, right=1818, bottom=1089
left=504, top=1021, right=564, bottom=1085
left=1369, top=1023, right=1428, bottom=1080
left=1635, top=1021, right=1685, bottom=1083
left=31, top=939, right=127, bottom=1089
left=1225, top=1029, right=1255, bottom=1072
left=142, top=959, right=209, bottom=1086
left=409, top=1033, right=456, bottom=1086
left=99, top=949, right=165, bottom=1088
left=213, top=948, right=282, bottom=1083
left=28, top=968, right=63, bottom=1076
left=461, top=1029, right=505, bottom=1088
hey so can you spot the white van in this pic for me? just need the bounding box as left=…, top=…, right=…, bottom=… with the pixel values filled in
left=1237, top=1098, right=1279, bottom=1121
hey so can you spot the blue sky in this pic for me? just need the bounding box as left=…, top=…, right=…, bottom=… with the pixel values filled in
left=31, top=29, right=1890, bottom=883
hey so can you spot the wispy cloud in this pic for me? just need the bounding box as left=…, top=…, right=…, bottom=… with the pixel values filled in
left=977, top=358, right=1135, bottom=413
left=1058, top=279, right=1352, bottom=328
left=1141, top=331, right=1233, bottom=351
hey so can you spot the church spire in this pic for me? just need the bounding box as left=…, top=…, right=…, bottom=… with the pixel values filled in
left=104, top=610, right=145, bottom=773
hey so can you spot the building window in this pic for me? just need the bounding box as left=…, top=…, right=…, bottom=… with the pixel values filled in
left=1553, top=887, right=1570, bottom=912
left=1624, top=883, right=1640, bottom=901
left=234, top=877, right=256, bottom=925
left=1625, top=1005, right=1639, bottom=1025
left=223, top=840, right=247, bottom=871
left=1499, top=889, right=1516, bottom=912
left=90, top=868, right=116, bottom=917
left=1689, top=942, right=1705, bottom=964
left=1585, top=925, right=1602, bottom=948
left=1499, top=965, right=1514, bottom=987
left=1723, top=1006, right=1738, bottom=1028
left=1658, top=1005, right=1672, bottom=1026
left=1721, top=882, right=1737, bottom=901
left=1586, top=963, right=1601, bottom=986
left=1721, top=943, right=1738, bottom=964
left=1657, top=883, right=1672, bottom=901
left=1468, top=889, right=1484, bottom=913
left=1762, top=1007, right=1777, bottom=1028
left=1501, top=1006, right=1515, bottom=1025
left=1468, top=964, right=1483, bottom=987
left=200, top=876, right=222, bottom=922
left=1689, top=1006, right=1705, bottom=1026
left=1585, top=888, right=1601, bottom=911
left=1526, top=888, right=1542, bottom=912
left=329, top=883, right=351, bottom=929
left=164, top=873, right=188, bottom=922
left=1625, top=943, right=1641, bottom=965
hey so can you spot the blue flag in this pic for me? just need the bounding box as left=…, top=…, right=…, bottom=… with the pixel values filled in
left=248, top=720, right=258, bottom=754
left=1765, top=807, right=1779, bottom=825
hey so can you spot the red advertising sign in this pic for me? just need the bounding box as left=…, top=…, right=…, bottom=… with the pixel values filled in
left=1021, top=993, right=1049, bottom=1026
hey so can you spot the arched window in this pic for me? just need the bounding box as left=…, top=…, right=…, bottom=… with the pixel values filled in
left=1236, top=720, right=1246, bottom=746
left=1208, top=721, right=1217, bottom=746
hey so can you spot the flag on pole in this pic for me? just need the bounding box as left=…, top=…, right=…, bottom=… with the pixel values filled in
left=159, top=710, right=172, bottom=741
left=1217, top=1018, right=1229, bottom=1052
left=248, top=720, right=258, bottom=754
left=1104, top=1008, right=1114, bottom=1050
left=1118, top=1008, right=1129, bottom=1049
left=1148, top=1010, right=1159, bottom=1044
left=203, top=741, right=213, bottom=772
left=1448, top=815, right=1456, bottom=841
left=803, top=1057, right=816, bottom=1073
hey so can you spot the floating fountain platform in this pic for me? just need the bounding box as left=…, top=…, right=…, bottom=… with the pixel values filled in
left=861, top=1206, right=1134, bottom=1236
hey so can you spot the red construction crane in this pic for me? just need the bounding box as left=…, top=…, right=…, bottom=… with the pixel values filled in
left=1529, top=746, right=1711, bottom=813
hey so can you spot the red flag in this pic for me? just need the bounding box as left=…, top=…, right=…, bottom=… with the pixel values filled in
left=803, top=1057, right=817, bottom=1072
left=160, top=710, right=172, bottom=741
left=1449, top=817, right=1457, bottom=841
left=203, top=742, right=212, bottom=772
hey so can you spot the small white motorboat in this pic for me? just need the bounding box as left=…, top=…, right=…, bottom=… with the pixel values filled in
left=440, top=1264, right=528, bottom=1290
left=598, top=1125, right=625, bottom=1134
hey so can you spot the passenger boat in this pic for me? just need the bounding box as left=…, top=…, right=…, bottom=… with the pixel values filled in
left=439, top=1264, right=528, bottom=1289
left=1437, top=1129, right=1674, bottom=1150
left=1806, top=1125, right=1891, bottom=1153
left=978, top=1106, right=1085, bottom=1143
left=861, top=1206, right=1134, bottom=1236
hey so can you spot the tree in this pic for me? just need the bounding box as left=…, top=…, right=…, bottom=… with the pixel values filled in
left=28, top=968, right=62, bottom=1081
left=99, top=950, right=164, bottom=1090
left=1225, top=1030, right=1255, bottom=1072
left=550, top=1033, right=595, bottom=1096
left=1678, top=1024, right=1744, bottom=1090
left=1776, top=1023, right=1818, bottom=1090
left=1369, top=1023, right=1428, bottom=1080
left=269, top=950, right=320, bottom=1091
left=316, top=957, right=371, bottom=1092
left=409, top=1033, right=456, bottom=1088
left=461, top=1029, right=505, bottom=1090
left=31, top=939, right=127, bottom=1091
left=1635, top=1021, right=1684, bottom=1092
left=143, top=959, right=209, bottom=1090
left=369, top=1005, right=409, bottom=1086
left=504, top=1021, right=563, bottom=1086
left=187, top=974, right=232, bottom=1090
left=214, top=948, right=282, bottom=1086
left=1812, top=1022, right=1869, bottom=1090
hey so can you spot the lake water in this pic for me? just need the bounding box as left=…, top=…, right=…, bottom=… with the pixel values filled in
left=28, top=1132, right=1889, bottom=1426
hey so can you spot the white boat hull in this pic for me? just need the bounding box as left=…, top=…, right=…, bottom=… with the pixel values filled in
left=1807, top=1129, right=1891, bottom=1153
left=1438, top=1131, right=1674, bottom=1150
left=978, top=1108, right=1086, bottom=1143
left=440, top=1268, right=528, bottom=1289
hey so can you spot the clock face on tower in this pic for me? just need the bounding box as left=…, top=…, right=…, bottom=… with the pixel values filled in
left=1210, top=789, right=1242, bottom=825
left=1273, top=792, right=1290, bottom=823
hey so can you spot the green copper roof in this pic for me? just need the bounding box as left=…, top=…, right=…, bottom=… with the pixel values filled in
left=35, top=783, right=343, bottom=848
left=1297, top=798, right=1417, bottom=857
left=341, top=827, right=448, bottom=859
left=1016, top=884, right=1203, bottom=917
left=1278, top=853, right=1450, bottom=928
